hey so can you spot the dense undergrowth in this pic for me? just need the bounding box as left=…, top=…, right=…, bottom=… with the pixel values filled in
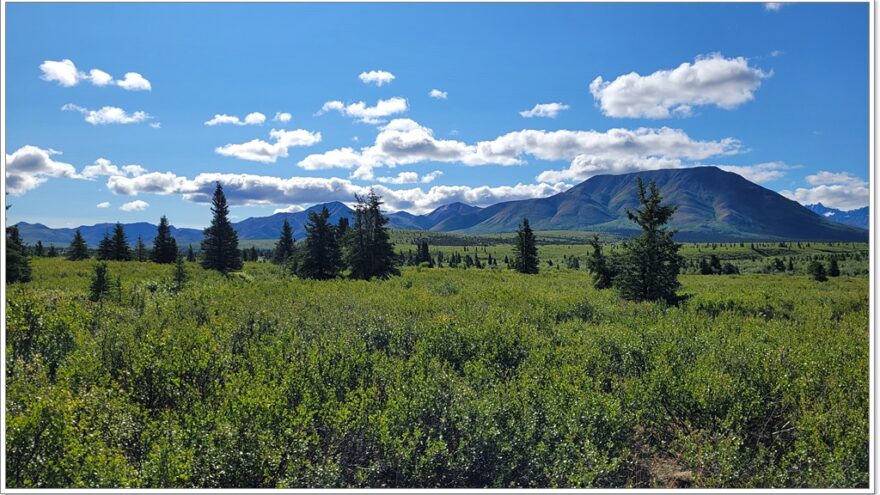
left=5, top=257, right=869, bottom=488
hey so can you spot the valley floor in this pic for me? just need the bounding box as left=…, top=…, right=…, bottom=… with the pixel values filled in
left=5, top=256, right=869, bottom=488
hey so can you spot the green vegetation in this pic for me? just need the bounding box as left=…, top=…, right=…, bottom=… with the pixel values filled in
left=513, top=217, right=539, bottom=274
left=201, top=183, right=243, bottom=274
left=6, top=253, right=868, bottom=488
left=6, top=225, right=32, bottom=283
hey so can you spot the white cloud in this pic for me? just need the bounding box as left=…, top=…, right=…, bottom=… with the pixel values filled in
left=376, top=171, right=420, bottom=184
left=205, top=112, right=266, bottom=126
left=215, top=128, right=322, bottom=163
left=79, top=158, right=147, bottom=180
left=88, top=69, right=114, bottom=86
left=40, top=59, right=82, bottom=87
left=780, top=171, right=869, bottom=210
left=96, top=202, right=111, bottom=209
left=5, top=145, right=78, bottom=194
left=149, top=122, right=162, bottom=129
left=318, top=97, right=408, bottom=124
left=273, top=205, right=305, bottom=214
left=429, top=89, right=448, bottom=99
left=421, top=170, right=443, bottom=183
left=520, top=102, right=570, bottom=118
left=718, top=162, right=792, bottom=183
left=62, top=104, right=152, bottom=125
left=537, top=156, right=685, bottom=183
left=300, top=119, right=741, bottom=182
left=102, top=167, right=571, bottom=215
left=40, top=59, right=152, bottom=90
left=116, top=72, right=152, bottom=91
left=359, top=70, right=395, bottom=86
left=120, top=200, right=150, bottom=211
left=765, top=3, right=783, bottom=12
left=274, top=112, right=292, bottom=123
left=589, top=54, right=770, bottom=118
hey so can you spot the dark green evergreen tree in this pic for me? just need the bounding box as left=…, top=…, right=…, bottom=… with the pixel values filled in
left=89, top=262, right=110, bottom=302
left=415, top=240, right=432, bottom=265
left=134, top=236, right=148, bottom=262
left=110, top=223, right=131, bottom=261
left=97, top=233, right=114, bottom=260
left=586, top=235, right=612, bottom=289
left=828, top=258, right=840, bottom=277
left=808, top=260, right=828, bottom=282
left=200, top=183, right=243, bottom=273
left=47, top=245, right=58, bottom=257
left=699, top=258, right=712, bottom=275
left=337, top=217, right=350, bottom=239
left=151, top=215, right=178, bottom=264
left=173, top=254, right=188, bottom=291
left=345, top=191, right=399, bottom=280
left=34, top=240, right=45, bottom=257
left=273, top=219, right=296, bottom=264
left=6, top=226, right=31, bottom=283
left=297, top=206, right=343, bottom=280
left=617, top=178, right=683, bottom=303
left=513, top=217, right=539, bottom=274
left=66, top=229, right=90, bottom=260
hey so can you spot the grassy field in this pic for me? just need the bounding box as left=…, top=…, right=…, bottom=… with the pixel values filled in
left=5, top=252, right=869, bottom=488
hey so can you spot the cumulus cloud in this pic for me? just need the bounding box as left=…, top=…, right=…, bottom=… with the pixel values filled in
left=318, top=97, right=408, bottom=124
left=718, top=162, right=792, bottom=183
left=102, top=166, right=570, bottom=214
left=116, top=72, right=152, bottom=91
left=301, top=119, right=741, bottom=182
left=376, top=172, right=420, bottom=184
left=780, top=171, right=869, bottom=210
left=274, top=112, right=292, bottom=123
left=359, top=70, right=395, bottom=86
left=205, top=112, right=267, bottom=126
left=62, top=104, right=153, bottom=125
left=5, top=145, right=78, bottom=194
left=421, top=170, right=443, bottom=183
left=120, top=200, right=150, bottom=211
left=215, top=128, right=322, bottom=163
left=520, top=102, right=570, bottom=118
left=589, top=54, right=770, bottom=118
left=429, top=89, right=448, bottom=99
left=40, top=59, right=152, bottom=90
left=273, top=204, right=305, bottom=214
left=79, top=158, right=147, bottom=180
left=537, top=156, right=685, bottom=183
left=96, top=202, right=111, bottom=208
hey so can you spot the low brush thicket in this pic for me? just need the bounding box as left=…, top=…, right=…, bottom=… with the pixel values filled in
left=6, top=257, right=869, bottom=488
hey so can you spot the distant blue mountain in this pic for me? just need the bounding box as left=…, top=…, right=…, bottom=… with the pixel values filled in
left=15, top=167, right=869, bottom=246
left=805, top=203, right=869, bottom=230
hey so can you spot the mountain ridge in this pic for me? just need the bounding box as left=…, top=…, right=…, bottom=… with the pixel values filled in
left=14, top=167, right=868, bottom=245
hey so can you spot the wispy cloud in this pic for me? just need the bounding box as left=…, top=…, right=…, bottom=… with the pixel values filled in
left=429, top=89, right=448, bottom=99
left=359, top=69, right=395, bottom=86
left=205, top=112, right=266, bottom=126
left=215, top=128, right=322, bottom=163
left=120, top=200, right=150, bottom=211
left=520, top=102, right=570, bottom=118
left=317, top=97, right=408, bottom=124
left=62, top=104, right=153, bottom=125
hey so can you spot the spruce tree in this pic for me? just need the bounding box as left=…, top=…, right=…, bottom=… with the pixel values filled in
left=617, top=178, right=683, bottom=303
left=513, top=217, right=539, bottom=274
left=67, top=229, right=90, bottom=260
left=134, top=236, right=148, bottom=262
left=297, top=206, right=342, bottom=280
left=337, top=217, right=350, bottom=239
left=89, top=262, right=110, bottom=302
left=173, top=254, right=188, bottom=291
left=586, top=235, right=612, bottom=289
left=97, top=233, right=114, bottom=260
left=274, top=219, right=296, bottom=264
left=47, top=245, right=58, bottom=257
left=345, top=191, right=399, bottom=280
left=187, top=244, right=196, bottom=262
left=808, top=260, right=828, bottom=282
left=111, top=223, right=131, bottom=261
left=34, top=240, right=45, bottom=257
left=6, top=226, right=31, bottom=283
left=828, top=258, right=840, bottom=277
left=151, top=215, right=178, bottom=263
left=200, top=183, right=242, bottom=274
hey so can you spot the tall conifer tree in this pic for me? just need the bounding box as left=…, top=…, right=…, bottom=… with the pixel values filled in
left=273, top=219, right=295, bottom=264
left=345, top=191, right=399, bottom=280
left=152, top=215, right=178, bottom=263
left=297, top=206, right=342, bottom=280
left=513, top=218, right=539, bottom=274
left=200, top=183, right=242, bottom=273
left=67, top=229, right=90, bottom=260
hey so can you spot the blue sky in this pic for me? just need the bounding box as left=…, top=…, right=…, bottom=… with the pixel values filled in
left=5, top=2, right=870, bottom=228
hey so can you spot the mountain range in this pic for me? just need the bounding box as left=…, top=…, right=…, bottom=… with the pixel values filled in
left=804, top=203, right=869, bottom=230
left=15, top=167, right=868, bottom=246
